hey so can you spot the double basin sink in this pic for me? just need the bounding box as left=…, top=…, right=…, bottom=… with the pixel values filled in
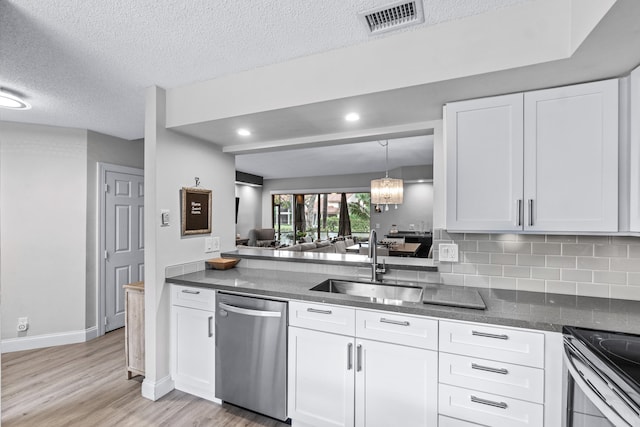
left=310, top=278, right=486, bottom=310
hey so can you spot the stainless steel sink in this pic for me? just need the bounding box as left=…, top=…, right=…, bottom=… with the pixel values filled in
left=310, top=279, right=424, bottom=303
left=310, top=278, right=487, bottom=309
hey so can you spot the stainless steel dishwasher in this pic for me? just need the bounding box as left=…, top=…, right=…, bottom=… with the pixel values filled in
left=215, top=292, right=288, bottom=421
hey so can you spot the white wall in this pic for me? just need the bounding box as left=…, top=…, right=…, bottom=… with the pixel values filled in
left=372, top=182, right=433, bottom=235
left=86, top=131, right=144, bottom=329
left=144, top=86, right=235, bottom=400
left=235, top=183, right=262, bottom=238
left=0, top=122, right=87, bottom=341
left=0, top=122, right=144, bottom=350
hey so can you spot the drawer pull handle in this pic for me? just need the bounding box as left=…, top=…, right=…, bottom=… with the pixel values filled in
left=380, top=318, right=410, bottom=326
left=472, top=330, right=509, bottom=340
left=347, top=343, right=353, bottom=370
left=181, top=289, right=200, bottom=295
left=470, top=395, right=508, bottom=410
left=208, top=316, right=213, bottom=337
left=307, top=308, right=332, bottom=315
left=471, top=363, right=509, bottom=375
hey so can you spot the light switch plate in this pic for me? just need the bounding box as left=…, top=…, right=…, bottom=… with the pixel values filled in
left=439, top=243, right=459, bottom=262
left=204, top=237, right=214, bottom=253
left=161, top=209, right=170, bottom=226
left=212, top=236, right=220, bottom=251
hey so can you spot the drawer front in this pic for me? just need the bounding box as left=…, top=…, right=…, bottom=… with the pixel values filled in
left=439, top=384, right=543, bottom=427
left=439, top=353, right=544, bottom=404
left=439, top=321, right=544, bottom=368
left=356, top=310, right=438, bottom=350
left=171, top=284, right=216, bottom=311
left=289, top=301, right=355, bottom=335
left=438, top=415, right=485, bottom=427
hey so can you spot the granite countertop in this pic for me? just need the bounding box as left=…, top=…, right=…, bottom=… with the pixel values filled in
left=222, top=248, right=438, bottom=271
left=167, top=267, right=640, bottom=334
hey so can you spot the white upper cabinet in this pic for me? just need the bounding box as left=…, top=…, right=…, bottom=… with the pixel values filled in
left=446, top=79, right=619, bottom=232
left=446, top=93, right=524, bottom=231
left=523, top=79, right=618, bottom=232
left=629, top=66, right=640, bottom=232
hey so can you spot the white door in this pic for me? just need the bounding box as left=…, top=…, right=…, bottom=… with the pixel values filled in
left=288, top=327, right=355, bottom=427
left=105, top=169, right=144, bottom=331
left=446, top=93, right=524, bottom=231
left=355, top=339, right=438, bottom=427
left=523, top=79, right=618, bottom=232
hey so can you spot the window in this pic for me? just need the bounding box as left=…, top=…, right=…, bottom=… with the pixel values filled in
left=272, top=192, right=370, bottom=244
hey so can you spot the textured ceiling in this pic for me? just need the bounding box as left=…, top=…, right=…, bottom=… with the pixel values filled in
left=0, top=0, right=531, bottom=140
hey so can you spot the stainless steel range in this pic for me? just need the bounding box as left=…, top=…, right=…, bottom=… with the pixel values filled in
left=563, top=326, right=640, bottom=426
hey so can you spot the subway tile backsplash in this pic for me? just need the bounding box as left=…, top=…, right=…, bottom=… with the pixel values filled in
left=433, top=229, right=640, bottom=301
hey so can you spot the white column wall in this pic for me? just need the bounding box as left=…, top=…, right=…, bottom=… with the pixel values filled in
left=143, top=86, right=235, bottom=400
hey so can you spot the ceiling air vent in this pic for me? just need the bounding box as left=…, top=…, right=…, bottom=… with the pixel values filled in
left=359, top=1, right=425, bottom=35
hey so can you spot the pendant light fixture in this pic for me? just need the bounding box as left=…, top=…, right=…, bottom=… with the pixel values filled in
left=370, top=140, right=403, bottom=211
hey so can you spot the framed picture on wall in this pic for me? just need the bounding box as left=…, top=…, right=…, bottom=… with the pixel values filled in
left=181, top=187, right=212, bottom=235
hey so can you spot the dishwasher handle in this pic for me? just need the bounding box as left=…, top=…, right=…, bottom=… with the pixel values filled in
left=218, top=302, right=282, bottom=318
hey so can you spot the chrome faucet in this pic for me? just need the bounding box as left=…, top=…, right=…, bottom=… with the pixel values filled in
left=368, top=230, right=386, bottom=282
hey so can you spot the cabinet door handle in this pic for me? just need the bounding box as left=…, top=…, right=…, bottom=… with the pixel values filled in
left=347, top=343, right=353, bottom=370
left=471, top=363, right=509, bottom=375
left=472, top=330, right=509, bottom=340
left=181, top=289, right=200, bottom=294
left=208, top=316, right=213, bottom=337
left=356, top=344, right=363, bottom=372
left=307, top=308, right=332, bottom=315
left=470, top=395, right=508, bottom=410
left=528, top=199, right=534, bottom=226
left=516, top=199, right=523, bottom=227
left=380, top=318, right=410, bottom=326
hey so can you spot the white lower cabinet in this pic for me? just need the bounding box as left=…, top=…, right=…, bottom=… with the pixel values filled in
left=288, top=327, right=355, bottom=427
left=439, top=384, right=543, bottom=427
left=438, top=320, right=558, bottom=427
left=170, top=285, right=217, bottom=402
left=356, top=338, right=437, bottom=427
left=288, top=302, right=438, bottom=427
left=438, top=415, right=485, bottom=426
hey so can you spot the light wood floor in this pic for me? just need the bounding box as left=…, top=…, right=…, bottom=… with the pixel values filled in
left=2, top=328, right=290, bottom=427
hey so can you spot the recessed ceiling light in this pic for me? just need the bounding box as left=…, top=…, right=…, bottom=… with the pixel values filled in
left=345, top=112, right=360, bottom=122
left=0, top=89, right=31, bottom=110
left=237, top=128, right=251, bottom=136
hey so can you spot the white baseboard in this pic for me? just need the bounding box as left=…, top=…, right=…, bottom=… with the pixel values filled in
left=142, top=375, right=174, bottom=401
left=1, top=326, right=99, bottom=353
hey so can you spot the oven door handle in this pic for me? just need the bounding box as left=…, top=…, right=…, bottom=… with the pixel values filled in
left=564, top=342, right=633, bottom=427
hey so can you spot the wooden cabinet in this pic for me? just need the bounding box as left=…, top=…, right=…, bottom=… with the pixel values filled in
left=124, top=281, right=144, bottom=379
left=288, top=302, right=438, bottom=427
left=170, top=285, right=217, bottom=402
left=446, top=79, right=619, bottom=233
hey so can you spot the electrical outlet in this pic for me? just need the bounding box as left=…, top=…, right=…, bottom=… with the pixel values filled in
left=212, top=236, right=220, bottom=251
left=439, top=243, right=459, bottom=262
left=204, top=237, right=214, bottom=253
left=17, top=317, right=29, bottom=332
